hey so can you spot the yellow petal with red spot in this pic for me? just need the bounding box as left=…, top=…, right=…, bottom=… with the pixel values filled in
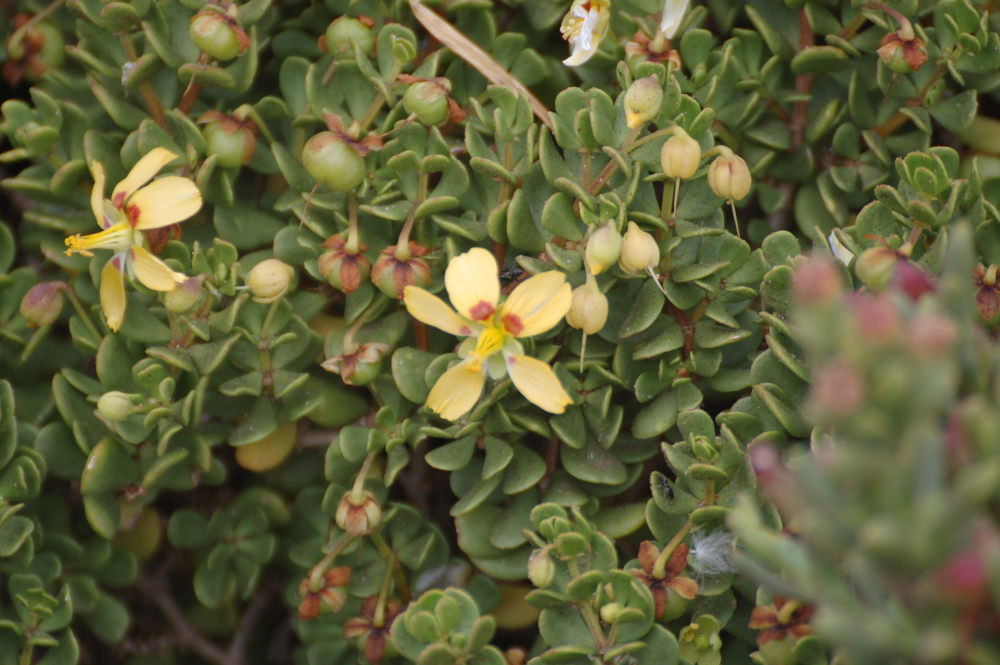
left=100, top=260, right=126, bottom=332
left=128, top=176, right=203, bottom=229
left=132, top=246, right=186, bottom=291
left=403, top=286, right=472, bottom=336
left=112, top=148, right=179, bottom=204
left=90, top=161, right=109, bottom=228
left=500, top=272, right=572, bottom=337
left=445, top=247, right=499, bottom=321
left=426, top=359, right=486, bottom=420
left=506, top=353, right=572, bottom=414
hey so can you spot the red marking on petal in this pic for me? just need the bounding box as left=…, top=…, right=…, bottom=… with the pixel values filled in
left=126, top=204, right=141, bottom=227
left=502, top=312, right=524, bottom=336
left=468, top=301, right=495, bottom=321
left=459, top=326, right=472, bottom=336
left=112, top=191, right=127, bottom=208
left=111, top=254, right=124, bottom=270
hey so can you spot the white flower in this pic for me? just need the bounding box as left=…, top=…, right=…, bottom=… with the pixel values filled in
left=660, top=0, right=690, bottom=40
left=560, top=0, right=611, bottom=67
left=828, top=230, right=855, bottom=266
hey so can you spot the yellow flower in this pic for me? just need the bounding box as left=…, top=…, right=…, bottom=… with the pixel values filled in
left=64, top=148, right=202, bottom=332
left=560, top=0, right=611, bottom=67
left=403, top=248, right=573, bottom=420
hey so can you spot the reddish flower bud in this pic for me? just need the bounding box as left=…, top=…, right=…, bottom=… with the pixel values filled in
left=319, top=234, right=370, bottom=294
left=335, top=490, right=381, bottom=536
left=791, top=256, right=843, bottom=305
left=370, top=243, right=432, bottom=299
left=20, top=281, right=65, bottom=327
left=892, top=260, right=935, bottom=301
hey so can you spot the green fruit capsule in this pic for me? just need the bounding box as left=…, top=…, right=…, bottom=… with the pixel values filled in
left=204, top=120, right=256, bottom=168
left=325, top=16, right=374, bottom=56
left=189, top=10, right=247, bottom=61
left=403, top=81, right=450, bottom=126
left=302, top=132, right=366, bottom=192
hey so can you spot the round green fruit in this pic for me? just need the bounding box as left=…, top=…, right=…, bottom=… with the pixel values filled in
left=325, top=17, right=374, bottom=56
left=403, top=81, right=450, bottom=126
left=302, top=132, right=366, bottom=192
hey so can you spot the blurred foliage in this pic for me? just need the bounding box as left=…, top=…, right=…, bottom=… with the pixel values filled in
left=1, top=0, right=999, bottom=664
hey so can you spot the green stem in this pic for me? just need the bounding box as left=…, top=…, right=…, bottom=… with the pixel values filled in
left=342, top=295, right=386, bottom=354
left=371, top=532, right=411, bottom=602
left=350, top=453, right=375, bottom=503
left=652, top=519, right=692, bottom=579
left=588, top=127, right=642, bottom=195
left=396, top=171, right=429, bottom=257
left=18, top=642, right=33, bottom=665
left=373, top=550, right=397, bottom=627
left=307, top=534, right=353, bottom=590
left=566, top=558, right=607, bottom=650
left=62, top=284, right=102, bottom=341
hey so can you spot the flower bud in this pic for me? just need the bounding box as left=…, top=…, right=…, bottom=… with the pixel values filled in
left=189, top=9, right=249, bottom=61
left=20, top=281, right=64, bottom=327
left=893, top=260, right=935, bottom=301
left=624, top=76, right=663, bottom=129
left=877, top=32, right=927, bottom=73
left=708, top=152, right=752, bottom=201
left=200, top=111, right=257, bottom=168
left=321, top=342, right=388, bottom=386
left=246, top=258, right=294, bottom=304
left=660, top=129, right=701, bottom=179
left=371, top=243, right=432, bottom=299
left=336, top=490, right=382, bottom=536
left=403, top=80, right=451, bottom=126
left=584, top=221, right=622, bottom=275
left=619, top=222, right=660, bottom=274
left=974, top=263, right=1000, bottom=326
left=98, top=391, right=136, bottom=422
left=298, top=566, right=351, bottom=620
left=324, top=16, right=374, bottom=57
left=599, top=601, right=625, bottom=624
left=302, top=132, right=367, bottom=192
left=527, top=548, right=555, bottom=588
left=565, top=276, right=608, bottom=334
left=319, top=234, right=369, bottom=294
left=164, top=276, right=204, bottom=313
left=854, top=246, right=898, bottom=291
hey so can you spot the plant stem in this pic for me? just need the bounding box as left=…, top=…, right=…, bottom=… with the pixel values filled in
left=652, top=519, right=692, bottom=579
left=178, top=52, right=212, bottom=115
left=371, top=532, right=412, bottom=603
left=18, top=643, right=33, bottom=665
left=588, top=127, right=642, bottom=195
left=62, top=284, right=102, bottom=341
left=567, top=558, right=607, bottom=650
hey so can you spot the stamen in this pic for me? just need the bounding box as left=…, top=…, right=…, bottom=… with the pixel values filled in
left=472, top=326, right=505, bottom=360
left=62, top=221, right=132, bottom=257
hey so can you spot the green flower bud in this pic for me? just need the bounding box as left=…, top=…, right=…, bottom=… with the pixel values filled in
left=403, top=80, right=451, bottom=126
left=319, top=234, right=369, bottom=294
left=200, top=112, right=257, bottom=168
left=189, top=9, right=249, bottom=61
left=624, top=76, right=663, bottom=129
left=661, top=129, right=701, bottom=179
left=565, top=276, right=608, bottom=334
left=164, top=276, right=205, bottom=313
left=854, top=246, right=898, bottom=291
left=619, top=222, right=660, bottom=274
left=708, top=152, right=752, bottom=201
left=325, top=16, right=374, bottom=56
left=20, top=281, right=64, bottom=327
left=246, top=258, right=294, bottom=304
left=527, top=548, right=556, bottom=588
left=302, top=131, right=367, bottom=192
left=98, top=391, right=136, bottom=422
left=585, top=221, right=622, bottom=275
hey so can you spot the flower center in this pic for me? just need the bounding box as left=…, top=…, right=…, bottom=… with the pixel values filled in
left=472, top=326, right=505, bottom=361
left=64, top=221, right=133, bottom=257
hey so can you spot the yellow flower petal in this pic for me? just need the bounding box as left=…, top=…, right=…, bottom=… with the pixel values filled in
left=90, top=161, right=110, bottom=228
left=499, top=272, right=572, bottom=337
left=427, top=359, right=486, bottom=420
left=100, top=259, right=126, bottom=332
left=111, top=148, right=179, bottom=206
left=127, top=177, right=203, bottom=229
left=506, top=353, right=572, bottom=414
left=131, top=246, right=186, bottom=291
left=445, top=248, right=499, bottom=322
left=403, top=286, right=474, bottom=337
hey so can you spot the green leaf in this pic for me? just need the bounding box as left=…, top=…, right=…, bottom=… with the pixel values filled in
left=929, top=90, right=977, bottom=132
left=80, top=439, right=139, bottom=495
left=425, top=437, right=476, bottom=471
